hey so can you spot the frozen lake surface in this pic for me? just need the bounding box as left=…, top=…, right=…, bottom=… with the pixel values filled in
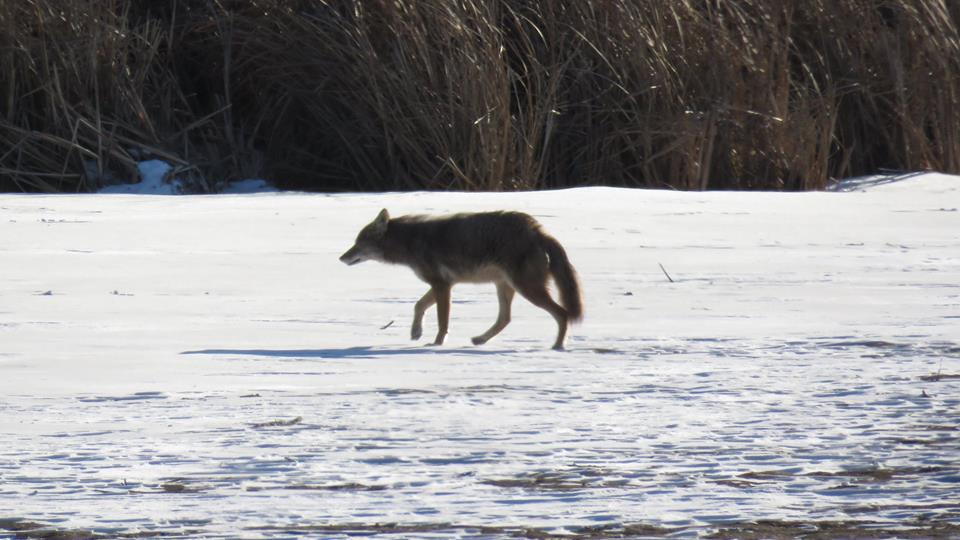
left=1, top=174, right=958, bottom=538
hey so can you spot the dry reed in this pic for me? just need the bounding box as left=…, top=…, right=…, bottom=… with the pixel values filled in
left=2, top=0, right=959, bottom=192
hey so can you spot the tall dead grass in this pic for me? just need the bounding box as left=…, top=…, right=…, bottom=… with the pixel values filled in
left=0, top=0, right=245, bottom=192
left=2, top=0, right=959, bottom=192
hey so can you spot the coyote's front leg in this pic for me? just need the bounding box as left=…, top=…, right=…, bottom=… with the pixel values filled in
left=411, top=289, right=436, bottom=341
left=431, top=283, right=452, bottom=345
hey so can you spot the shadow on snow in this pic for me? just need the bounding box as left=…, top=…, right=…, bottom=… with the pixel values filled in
left=180, top=346, right=513, bottom=359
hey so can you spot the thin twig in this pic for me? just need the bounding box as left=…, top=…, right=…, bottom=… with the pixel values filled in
left=658, top=263, right=675, bottom=283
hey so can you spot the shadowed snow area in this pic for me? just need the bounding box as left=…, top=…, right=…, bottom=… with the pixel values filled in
left=1, top=174, right=958, bottom=538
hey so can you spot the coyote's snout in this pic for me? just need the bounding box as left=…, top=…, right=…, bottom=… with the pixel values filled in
left=340, top=209, right=583, bottom=350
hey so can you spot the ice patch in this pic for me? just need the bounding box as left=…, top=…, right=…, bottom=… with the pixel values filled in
left=97, top=160, right=277, bottom=194
left=98, top=160, right=180, bottom=195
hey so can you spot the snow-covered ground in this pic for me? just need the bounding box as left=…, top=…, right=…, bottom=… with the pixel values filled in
left=1, top=174, right=958, bottom=538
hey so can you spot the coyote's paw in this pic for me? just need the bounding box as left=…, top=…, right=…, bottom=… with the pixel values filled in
left=471, top=336, right=487, bottom=346
left=410, top=324, right=422, bottom=340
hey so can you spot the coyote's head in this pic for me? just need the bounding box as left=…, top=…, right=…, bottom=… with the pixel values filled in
left=339, top=208, right=389, bottom=265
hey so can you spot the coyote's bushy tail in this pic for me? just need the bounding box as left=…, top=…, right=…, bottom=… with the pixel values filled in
left=541, top=233, right=583, bottom=322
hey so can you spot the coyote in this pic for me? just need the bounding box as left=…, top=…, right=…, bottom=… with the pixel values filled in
left=340, top=209, right=583, bottom=350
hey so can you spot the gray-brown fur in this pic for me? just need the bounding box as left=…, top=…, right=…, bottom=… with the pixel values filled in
left=340, top=209, right=582, bottom=350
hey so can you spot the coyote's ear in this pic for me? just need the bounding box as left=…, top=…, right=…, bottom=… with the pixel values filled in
left=371, top=208, right=389, bottom=233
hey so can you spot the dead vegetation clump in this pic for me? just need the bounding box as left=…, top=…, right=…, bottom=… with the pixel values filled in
left=4, top=1, right=960, bottom=192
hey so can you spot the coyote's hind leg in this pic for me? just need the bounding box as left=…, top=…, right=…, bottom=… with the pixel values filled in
left=515, top=283, right=569, bottom=350
left=472, top=282, right=515, bottom=345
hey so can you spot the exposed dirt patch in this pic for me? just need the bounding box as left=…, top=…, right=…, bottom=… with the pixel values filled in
left=249, top=416, right=302, bottom=429
left=249, top=522, right=678, bottom=538
left=913, top=423, right=958, bottom=432
left=706, top=519, right=960, bottom=539
left=0, top=520, right=48, bottom=533
left=739, top=465, right=952, bottom=483
left=843, top=502, right=960, bottom=516
left=483, top=467, right=629, bottom=491
left=160, top=481, right=200, bottom=493
left=920, top=373, right=960, bottom=382
left=125, top=479, right=207, bottom=495
left=5, top=518, right=960, bottom=539
left=281, top=482, right=388, bottom=492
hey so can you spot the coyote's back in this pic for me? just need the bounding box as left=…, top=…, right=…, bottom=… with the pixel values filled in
left=340, top=209, right=582, bottom=349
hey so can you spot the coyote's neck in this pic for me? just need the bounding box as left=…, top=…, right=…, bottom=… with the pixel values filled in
left=380, top=220, right=422, bottom=267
